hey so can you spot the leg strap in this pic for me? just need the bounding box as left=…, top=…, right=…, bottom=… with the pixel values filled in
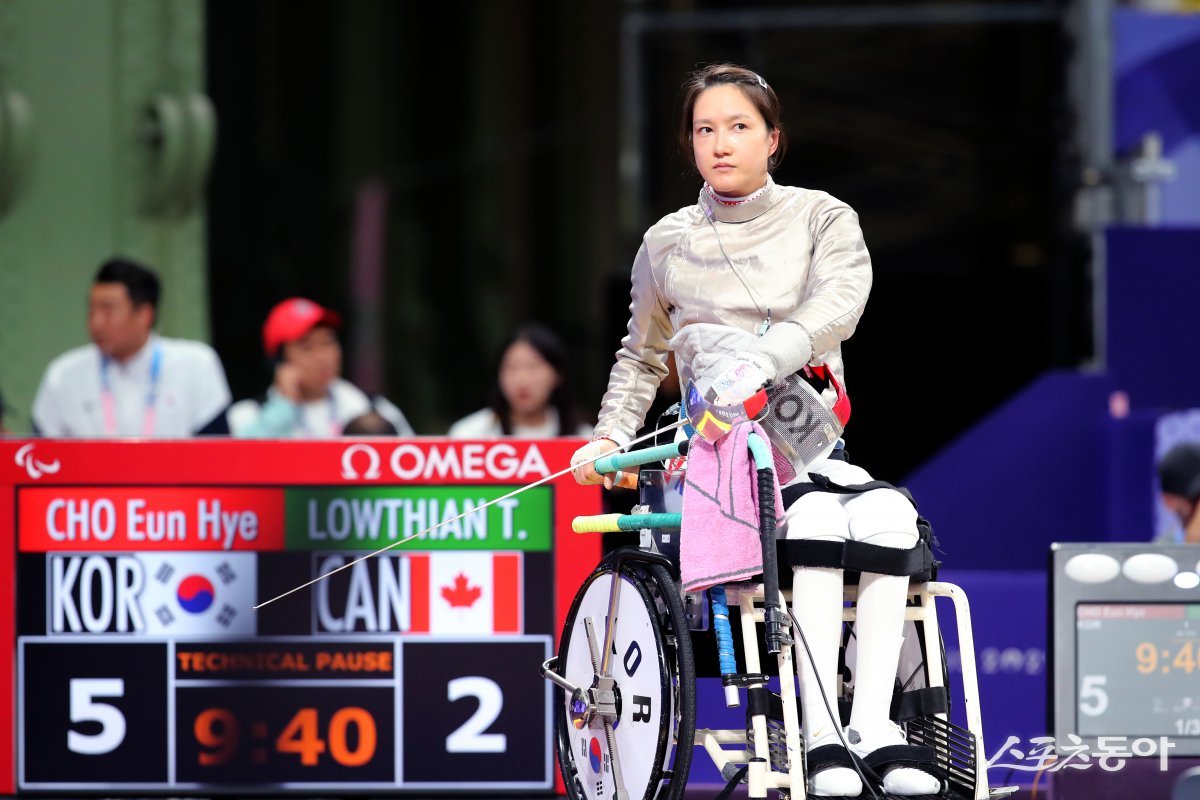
left=778, top=537, right=934, bottom=578
left=781, top=473, right=941, bottom=579
left=892, top=686, right=949, bottom=722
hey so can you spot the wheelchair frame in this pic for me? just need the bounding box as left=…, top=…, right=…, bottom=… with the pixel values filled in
left=544, top=437, right=1014, bottom=800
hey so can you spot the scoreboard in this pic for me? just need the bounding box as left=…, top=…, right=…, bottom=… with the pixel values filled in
left=1, top=438, right=600, bottom=794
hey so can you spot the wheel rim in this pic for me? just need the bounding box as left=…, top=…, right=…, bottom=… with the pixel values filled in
left=555, top=564, right=678, bottom=800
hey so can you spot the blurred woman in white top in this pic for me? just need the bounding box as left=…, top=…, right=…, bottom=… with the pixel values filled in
left=448, top=323, right=592, bottom=439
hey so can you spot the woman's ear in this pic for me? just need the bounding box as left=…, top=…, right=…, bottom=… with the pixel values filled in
left=767, top=128, right=780, bottom=158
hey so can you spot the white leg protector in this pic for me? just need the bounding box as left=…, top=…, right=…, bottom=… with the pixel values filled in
left=844, top=489, right=941, bottom=796
left=785, top=493, right=861, bottom=797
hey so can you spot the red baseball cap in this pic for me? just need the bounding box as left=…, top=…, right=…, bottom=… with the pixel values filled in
left=262, top=298, right=343, bottom=356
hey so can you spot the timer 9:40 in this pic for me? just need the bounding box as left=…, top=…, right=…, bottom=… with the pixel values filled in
left=175, top=685, right=394, bottom=783
left=195, top=706, right=376, bottom=767
left=1136, top=641, right=1200, bottom=674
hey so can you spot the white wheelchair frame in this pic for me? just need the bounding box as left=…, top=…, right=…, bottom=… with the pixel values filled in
left=695, top=580, right=993, bottom=799
left=544, top=438, right=1015, bottom=800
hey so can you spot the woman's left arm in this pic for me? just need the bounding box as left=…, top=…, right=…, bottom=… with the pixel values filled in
left=745, top=202, right=872, bottom=379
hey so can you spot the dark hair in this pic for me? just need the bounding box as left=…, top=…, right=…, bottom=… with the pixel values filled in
left=1159, top=443, right=1200, bottom=501
left=678, top=63, right=787, bottom=173
left=343, top=411, right=398, bottom=436
left=488, top=323, right=581, bottom=436
left=94, top=257, right=161, bottom=312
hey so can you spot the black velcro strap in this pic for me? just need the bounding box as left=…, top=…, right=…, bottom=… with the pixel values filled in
left=746, top=687, right=784, bottom=722
left=778, top=538, right=933, bottom=577
left=862, top=743, right=941, bottom=774
left=805, top=743, right=856, bottom=776
left=892, top=687, right=949, bottom=722
left=778, top=539, right=846, bottom=569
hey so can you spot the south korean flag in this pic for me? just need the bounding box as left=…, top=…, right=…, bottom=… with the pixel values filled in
left=136, top=553, right=257, bottom=635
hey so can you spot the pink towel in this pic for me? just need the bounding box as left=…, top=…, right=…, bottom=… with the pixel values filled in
left=680, top=421, right=785, bottom=593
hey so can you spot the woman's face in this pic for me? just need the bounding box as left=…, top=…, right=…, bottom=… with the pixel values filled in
left=691, top=84, right=778, bottom=197
left=499, top=340, right=559, bottom=417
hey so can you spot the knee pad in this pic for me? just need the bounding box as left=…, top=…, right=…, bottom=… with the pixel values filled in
left=846, top=489, right=919, bottom=549
left=783, top=491, right=850, bottom=541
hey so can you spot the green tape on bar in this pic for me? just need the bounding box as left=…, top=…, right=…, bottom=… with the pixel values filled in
left=746, top=432, right=773, bottom=471
left=594, top=441, right=687, bottom=473
left=617, top=513, right=682, bottom=530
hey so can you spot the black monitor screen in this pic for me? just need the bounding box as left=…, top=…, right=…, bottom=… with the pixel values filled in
left=1076, top=603, right=1200, bottom=738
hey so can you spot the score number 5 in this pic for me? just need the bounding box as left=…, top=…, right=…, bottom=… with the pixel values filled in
left=1079, top=675, right=1109, bottom=717
left=68, top=679, right=126, bottom=755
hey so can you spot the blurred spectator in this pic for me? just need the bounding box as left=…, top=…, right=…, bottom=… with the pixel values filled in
left=448, top=323, right=592, bottom=438
left=228, top=297, right=413, bottom=438
left=32, top=258, right=231, bottom=437
left=344, top=411, right=399, bottom=436
left=1157, top=442, right=1200, bottom=543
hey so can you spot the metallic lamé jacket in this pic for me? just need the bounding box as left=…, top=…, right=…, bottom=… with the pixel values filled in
left=593, top=175, right=872, bottom=446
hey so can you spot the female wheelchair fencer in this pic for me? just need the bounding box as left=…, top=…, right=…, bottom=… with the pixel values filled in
left=557, top=62, right=1003, bottom=800
left=556, top=355, right=1001, bottom=800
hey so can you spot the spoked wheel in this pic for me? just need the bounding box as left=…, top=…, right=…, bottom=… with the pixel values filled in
left=551, top=551, right=695, bottom=800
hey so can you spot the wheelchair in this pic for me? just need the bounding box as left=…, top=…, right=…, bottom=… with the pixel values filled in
left=542, top=433, right=1017, bottom=800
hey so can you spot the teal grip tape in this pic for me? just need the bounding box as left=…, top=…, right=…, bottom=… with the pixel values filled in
left=594, top=440, right=687, bottom=473
left=746, top=432, right=773, bottom=471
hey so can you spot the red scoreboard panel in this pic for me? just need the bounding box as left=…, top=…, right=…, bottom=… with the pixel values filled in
left=0, top=438, right=600, bottom=794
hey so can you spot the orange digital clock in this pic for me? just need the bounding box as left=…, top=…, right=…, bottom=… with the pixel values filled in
left=1135, top=641, right=1199, bottom=674
left=193, top=706, right=378, bottom=768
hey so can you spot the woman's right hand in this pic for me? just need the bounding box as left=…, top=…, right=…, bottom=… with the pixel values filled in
left=571, top=438, right=621, bottom=486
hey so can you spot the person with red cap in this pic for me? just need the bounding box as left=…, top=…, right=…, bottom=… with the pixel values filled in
left=227, top=298, right=413, bottom=438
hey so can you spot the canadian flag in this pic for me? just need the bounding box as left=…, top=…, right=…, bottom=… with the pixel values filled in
left=408, top=553, right=522, bottom=635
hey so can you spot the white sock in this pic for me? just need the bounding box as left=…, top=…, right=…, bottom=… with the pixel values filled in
left=793, top=566, right=860, bottom=797
left=847, top=572, right=940, bottom=795
left=848, top=571, right=908, bottom=721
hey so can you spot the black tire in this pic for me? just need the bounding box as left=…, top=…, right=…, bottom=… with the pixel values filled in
left=553, top=553, right=696, bottom=800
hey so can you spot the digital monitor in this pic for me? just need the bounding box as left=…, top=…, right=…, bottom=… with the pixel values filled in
left=1052, top=543, right=1200, bottom=757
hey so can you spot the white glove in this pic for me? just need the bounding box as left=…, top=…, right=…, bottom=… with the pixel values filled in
left=570, top=438, right=620, bottom=486
left=669, top=323, right=778, bottom=401
left=708, top=351, right=772, bottom=406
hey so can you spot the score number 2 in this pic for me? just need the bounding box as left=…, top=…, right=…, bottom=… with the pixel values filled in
left=446, top=676, right=506, bottom=753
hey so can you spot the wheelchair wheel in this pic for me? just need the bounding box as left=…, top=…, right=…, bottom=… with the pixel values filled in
left=554, top=553, right=695, bottom=800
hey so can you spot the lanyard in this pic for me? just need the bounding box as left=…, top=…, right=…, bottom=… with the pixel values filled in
left=100, top=344, right=162, bottom=436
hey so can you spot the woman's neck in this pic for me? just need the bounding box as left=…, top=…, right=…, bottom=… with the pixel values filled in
left=509, top=408, right=550, bottom=430
left=700, top=175, right=777, bottom=224
left=706, top=180, right=769, bottom=206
